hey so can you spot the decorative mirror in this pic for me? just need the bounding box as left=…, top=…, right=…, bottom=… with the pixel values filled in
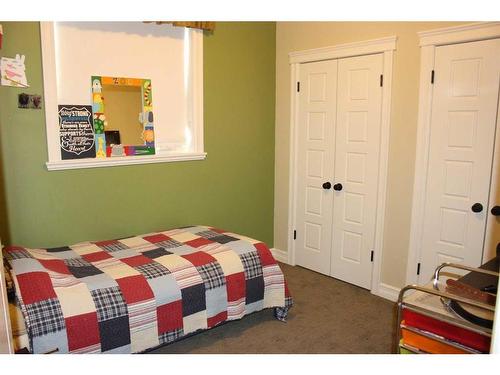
left=91, top=76, right=155, bottom=157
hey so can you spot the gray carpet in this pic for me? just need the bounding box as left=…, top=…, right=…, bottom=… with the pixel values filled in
left=150, top=263, right=397, bottom=354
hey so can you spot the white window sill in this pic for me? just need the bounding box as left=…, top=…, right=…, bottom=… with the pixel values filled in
left=46, top=152, right=207, bottom=171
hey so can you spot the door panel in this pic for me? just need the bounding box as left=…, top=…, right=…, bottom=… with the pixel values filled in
left=419, top=38, right=500, bottom=283
left=330, top=54, right=384, bottom=289
left=295, top=60, right=338, bottom=275
left=484, top=91, right=500, bottom=261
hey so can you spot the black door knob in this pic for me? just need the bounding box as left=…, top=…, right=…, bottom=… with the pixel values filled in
left=471, top=203, right=483, bottom=213
left=333, top=183, right=343, bottom=191
left=491, top=205, right=500, bottom=216
left=322, top=182, right=332, bottom=190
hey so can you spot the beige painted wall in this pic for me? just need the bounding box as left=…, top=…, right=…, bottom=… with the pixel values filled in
left=275, top=21, right=469, bottom=288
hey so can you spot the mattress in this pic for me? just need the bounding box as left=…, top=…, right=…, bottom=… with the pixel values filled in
left=4, top=225, right=293, bottom=353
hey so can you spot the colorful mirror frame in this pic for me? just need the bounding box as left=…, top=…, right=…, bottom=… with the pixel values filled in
left=91, top=76, right=155, bottom=157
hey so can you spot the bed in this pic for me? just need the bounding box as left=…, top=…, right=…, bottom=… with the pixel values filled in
left=3, top=225, right=293, bottom=354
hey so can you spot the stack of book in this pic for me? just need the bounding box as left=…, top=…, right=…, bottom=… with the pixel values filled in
left=398, top=283, right=492, bottom=354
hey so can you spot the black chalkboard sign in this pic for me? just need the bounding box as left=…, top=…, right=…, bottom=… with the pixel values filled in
left=58, top=105, right=96, bottom=160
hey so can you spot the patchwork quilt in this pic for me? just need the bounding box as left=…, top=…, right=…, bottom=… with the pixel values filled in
left=4, top=226, right=292, bottom=354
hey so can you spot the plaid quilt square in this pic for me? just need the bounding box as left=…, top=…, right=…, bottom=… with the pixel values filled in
left=64, top=258, right=103, bottom=278
left=158, top=328, right=183, bottom=345
left=156, top=239, right=184, bottom=249
left=91, top=286, right=128, bottom=322
left=95, top=240, right=129, bottom=252
left=196, top=230, right=222, bottom=239
left=239, top=251, right=263, bottom=280
left=197, top=262, right=226, bottom=290
left=25, top=298, right=66, bottom=337
left=142, top=248, right=172, bottom=259
left=5, top=247, right=32, bottom=260
left=135, top=262, right=171, bottom=280
left=197, top=230, right=238, bottom=244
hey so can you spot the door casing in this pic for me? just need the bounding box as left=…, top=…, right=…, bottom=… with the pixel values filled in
left=288, top=37, right=396, bottom=299
left=407, top=22, right=500, bottom=286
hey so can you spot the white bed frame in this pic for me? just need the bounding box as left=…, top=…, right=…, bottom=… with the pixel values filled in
left=0, top=238, right=14, bottom=353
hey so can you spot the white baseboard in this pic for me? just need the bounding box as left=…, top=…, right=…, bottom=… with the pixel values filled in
left=270, top=248, right=289, bottom=264
left=373, top=283, right=400, bottom=302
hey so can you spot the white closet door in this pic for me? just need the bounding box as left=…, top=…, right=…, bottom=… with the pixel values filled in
left=419, top=38, right=500, bottom=283
left=295, top=60, right=338, bottom=275
left=330, top=53, right=383, bottom=289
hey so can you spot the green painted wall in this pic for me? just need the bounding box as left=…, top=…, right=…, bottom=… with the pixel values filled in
left=0, top=22, right=276, bottom=248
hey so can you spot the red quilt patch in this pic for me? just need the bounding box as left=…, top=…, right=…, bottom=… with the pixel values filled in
left=16, top=272, right=56, bottom=304
left=208, top=227, right=226, bottom=234
left=254, top=242, right=276, bottom=266
left=116, top=275, right=154, bottom=304
left=226, top=272, right=246, bottom=302
left=157, top=300, right=183, bottom=333
left=185, top=237, right=213, bottom=248
left=181, top=251, right=216, bottom=266
left=208, top=311, right=227, bottom=328
left=120, top=255, right=153, bottom=267
left=65, top=312, right=100, bottom=352
left=4, top=246, right=26, bottom=253
left=143, top=233, right=171, bottom=243
left=82, top=251, right=112, bottom=263
left=38, top=259, right=71, bottom=275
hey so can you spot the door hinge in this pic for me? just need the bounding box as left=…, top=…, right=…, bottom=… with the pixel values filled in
left=431, top=70, right=435, bottom=84
left=417, top=262, right=421, bottom=276
left=297, top=82, right=300, bottom=92
left=380, top=74, right=383, bottom=87
left=293, top=230, right=297, bottom=240
left=370, top=250, right=374, bottom=262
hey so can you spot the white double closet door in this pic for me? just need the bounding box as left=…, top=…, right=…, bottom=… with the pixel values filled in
left=295, top=53, right=384, bottom=289
left=417, top=38, right=500, bottom=283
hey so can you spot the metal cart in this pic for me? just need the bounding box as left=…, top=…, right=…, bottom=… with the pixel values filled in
left=395, top=263, right=498, bottom=354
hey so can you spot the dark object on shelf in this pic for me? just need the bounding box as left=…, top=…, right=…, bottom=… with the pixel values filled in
left=105, top=130, right=121, bottom=146
left=447, top=255, right=498, bottom=329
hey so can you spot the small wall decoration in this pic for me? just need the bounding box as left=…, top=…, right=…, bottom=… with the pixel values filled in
left=58, top=105, right=96, bottom=160
left=0, top=54, right=28, bottom=87
left=18, top=93, right=42, bottom=109
left=91, top=76, right=155, bottom=158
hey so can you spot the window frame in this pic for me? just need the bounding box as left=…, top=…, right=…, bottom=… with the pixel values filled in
left=40, top=22, right=206, bottom=171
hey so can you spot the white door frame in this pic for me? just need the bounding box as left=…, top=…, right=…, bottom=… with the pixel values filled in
left=406, top=22, right=500, bottom=285
left=287, top=36, right=397, bottom=297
